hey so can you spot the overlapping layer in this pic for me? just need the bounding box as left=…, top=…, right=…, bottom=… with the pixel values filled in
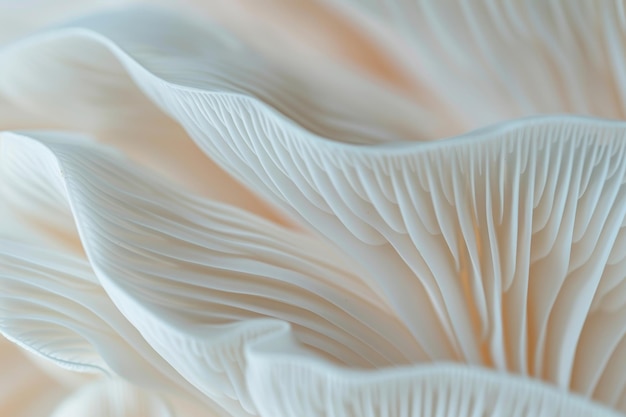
left=1, top=5, right=626, bottom=417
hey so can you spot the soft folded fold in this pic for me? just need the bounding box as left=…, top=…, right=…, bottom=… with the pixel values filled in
left=325, top=1, right=626, bottom=135
left=2, top=4, right=626, bottom=415
left=0, top=131, right=422, bottom=416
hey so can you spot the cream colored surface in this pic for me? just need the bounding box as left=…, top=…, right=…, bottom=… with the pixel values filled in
left=1, top=1, right=626, bottom=417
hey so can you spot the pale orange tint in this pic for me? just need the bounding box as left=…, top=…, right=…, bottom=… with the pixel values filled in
left=197, top=0, right=414, bottom=91
left=178, top=0, right=466, bottom=140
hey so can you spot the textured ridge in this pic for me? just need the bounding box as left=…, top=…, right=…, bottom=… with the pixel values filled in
left=246, top=360, right=621, bottom=417
left=0, top=132, right=420, bottom=416
left=2, top=5, right=626, bottom=414
left=0, top=239, right=211, bottom=406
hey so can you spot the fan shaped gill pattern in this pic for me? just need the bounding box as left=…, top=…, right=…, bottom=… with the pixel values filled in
left=1, top=4, right=626, bottom=416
